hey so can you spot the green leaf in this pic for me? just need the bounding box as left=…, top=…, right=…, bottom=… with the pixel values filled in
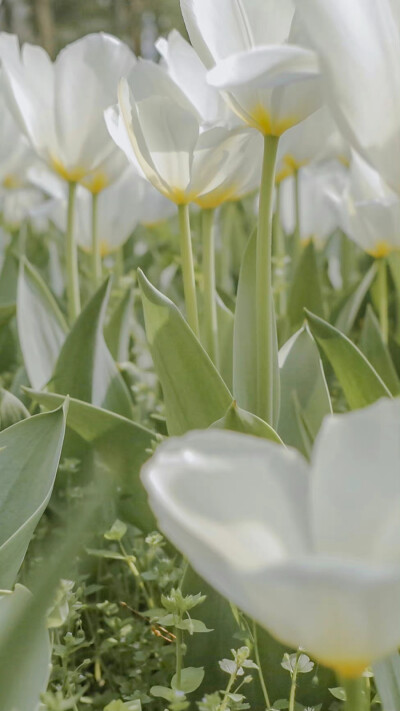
left=105, top=701, right=142, bottom=711
left=359, top=305, right=400, bottom=395
left=217, top=295, right=234, bottom=391
left=0, top=388, right=30, bottom=431
left=233, top=230, right=279, bottom=420
left=0, top=404, right=66, bottom=588
left=211, top=400, right=283, bottom=443
left=104, top=519, right=128, bottom=541
left=105, top=287, right=134, bottom=362
left=24, top=389, right=156, bottom=532
left=138, top=270, right=232, bottom=435
left=0, top=252, right=18, bottom=305
left=0, top=585, right=51, bottom=711
left=52, top=279, right=134, bottom=419
left=306, top=310, right=391, bottom=410
left=329, top=687, right=346, bottom=702
left=288, top=239, right=325, bottom=329
left=0, top=302, right=15, bottom=328
left=334, top=263, right=377, bottom=334
left=374, top=653, right=400, bottom=711
left=278, top=326, right=332, bottom=456
left=171, top=667, right=205, bottom=693
left=17, top=258, right=68, bottom=390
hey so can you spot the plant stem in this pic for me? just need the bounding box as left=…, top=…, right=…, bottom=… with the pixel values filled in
left=288, top=650, right=301, bottom=711
left=175, top=627, right=183, bottom=689
left=252, top=621, right=271, bottom=709
left=202, top=208, right=219, bottom=367
left=256, top=134, right=280, bottom=425
left=340, top=676, right=369, bottom=711
left=178, top=203, right=200, bottom=337
left=273, top=183, right=287, bottom=319
left=377, top=257, right=389, bottom=344
left=65, top=181, right=81, bottom=324
left=220, top=671, right=236, bottom=711
left=292, top=169, right=301, bottom=271
left=91, top=192, right=102, bottom=289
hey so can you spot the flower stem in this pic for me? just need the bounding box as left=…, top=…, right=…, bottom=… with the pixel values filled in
left=377, top=257, right=389, bottom=344
left=91, top=192, right=102, bottom=289
left=66, top=181, right=81, bottom=324
left=273, top=183, right=287, bottom=319
left=288, top=650, right=301, bottom=711
left=202, top=208, right=219, bottom=367
left=292, top=169, right=301, bottom=270
left=340, top=676, right=369, bottom=711
left=175, top=627, right=183, bottom=689
left=256, top=134, right=280, bottom=425
left=252, top=621, right=271, bottom=710
left=178, top=203, right=200, bottom=337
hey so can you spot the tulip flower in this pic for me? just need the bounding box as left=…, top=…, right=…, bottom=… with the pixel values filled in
left=180, top=0, right=322, bottom=425
left=142, top=396, right=400, bottom=708
left=0, top=32, right=136, bottom=322
left=107, top=58, right=263, bottom=340
left=293, top=0, right=400, bottom=196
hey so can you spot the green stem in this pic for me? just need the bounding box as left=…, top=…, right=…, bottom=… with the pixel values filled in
left=175, top=627, right=183, bottom=689
left=256, top=134, right=280, bottom=425
left=220, top=671, right=236, bottom=711
left=91, top=192, right=102, bottom=289
left=292, top=169, right=301, bottom=271
left=252, top=621, right=271, bottom=709
left=340, top=676, right=369, bottom=711
left=273, top=183, right=287, bottom=319
left=178, top=203, right=200, bottom=337
left=65, top=181, right=81, bottom=323
left=288, top=650, right=301, bottom=711
left=202, top=208, right=219, bottom=367
left=377, top=257, right=389, bottom=344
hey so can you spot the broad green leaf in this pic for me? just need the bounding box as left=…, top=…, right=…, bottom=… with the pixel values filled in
left=138, top=269, right=232, bottom=435
left=105, top=287, right=134, bottom=362
left=306, top=310, right=391, bottom=410
left=24, top=388, right=156, bottom=532
left=212, top=400, right=283, bottom=443
left=288, top=240, right=325, bottom=329
left=171, top=667, right=205, bottom=693
left=17, top=258, right=68, bottom=389
left=233, top=230, right=279, bottom=421
left=52, top=279, right=134, bottom=419
left=0, top=388, right=29, bottom=431
left=0, top=252, right=18, bottom=304
left=217, top=295, right=234, bottom=391
left=334, top=263, right=377, bottom=334
left=374, top=653, right=400, bottom=711
left=0, top=302, right=15, bottom=327
left=0, top=404, right=66, bottom=588
left=278, top=326, right=332, bottom=456
left=0, top=585, right=51, bottom=711
left=359, top=305, right=400, bottom=396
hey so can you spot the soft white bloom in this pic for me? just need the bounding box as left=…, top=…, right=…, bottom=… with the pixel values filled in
left=181, top=0, right=322, bottom=136
left=294, top=0, right=400, bottom=195
left=280, top=161, right=347, bottom=244
left=1, top=187, right=45, bottom=231
left=156, top=29, right=235, bottom=128
left=142, top=397, right=400, bottom=676
left=330, top=153, right=400, bottom=259
left=0, top=77, right=34, bottom=190
left=0, top=32, right=136, bottom=188
left=107, top=59, right=263, bottom=207
left=276, top=106, right=349, bottom=184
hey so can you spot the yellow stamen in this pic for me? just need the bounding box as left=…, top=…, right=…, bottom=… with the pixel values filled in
left=368, top=241, right=393, bottom=259
left=247, top=105, right=298, bottom=137
left=323, top=660, right=369, bottom=680
left=51, top=157, right=87, bottom=183
left=196, top=185, right=238, bottom=210
left=82, top=171, right=109, bottom=194
left=3, top=175, right=22, bottom=189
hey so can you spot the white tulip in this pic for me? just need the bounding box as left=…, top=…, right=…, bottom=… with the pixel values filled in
left=142, top=397, right=400, bottom=677
left=0, top=32, right=136, bottom=187
left=293, top=0, right=400, bottom=195
left=181, top=0, right=322, bottom=136
left=331, top=153, right=400, bottom=258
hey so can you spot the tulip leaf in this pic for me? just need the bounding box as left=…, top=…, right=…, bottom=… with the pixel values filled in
left=278, top=326, right=332, bottom=456
left=0, top=404, right=66, bottom=588
left=217, top=295, right=234, bottom=391
left=306, top=310, right=391, bottom=410
left=0, top=252, right=18, bottom=305
left=0, top=388, right=30, bottom=431
left=138, top=269, right=232, bottom=435
left=211, top=400, right=283, bottom=443
left=52, top=279, right=134, bottom=419
left=105, top=287, right=134, bottom=362
left=359, top=305, right=400, bottom=396
left=374, top=654, right=400, bottom=711
left=233, top=230, right=279, bottom=420
left=288, top=240, right=325, bottom=329
left=334, top=262, right=377, bottom=334
left=17, top=258, right=68, bottom=390
left=0, top=585, right=51, bottom=711
left=24, top=388, right=156, bottom=532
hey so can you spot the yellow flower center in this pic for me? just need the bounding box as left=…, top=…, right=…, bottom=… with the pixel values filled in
left=321, top=659, right=369, bottom=680
left=368, top=241, right=393, bottom=259
left=3, top=175, right=22, bottom=189
left=247, top=105, right=298, bottom=137
left=82, top=171, right=109, bottom=195
left=51, top=157, right=88, bottom=183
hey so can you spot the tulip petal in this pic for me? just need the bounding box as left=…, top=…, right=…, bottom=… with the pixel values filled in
left=311, top=398, right=400, bottom=564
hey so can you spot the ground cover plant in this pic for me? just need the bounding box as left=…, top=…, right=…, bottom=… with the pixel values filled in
left=0, top=1, right=400, bottom=710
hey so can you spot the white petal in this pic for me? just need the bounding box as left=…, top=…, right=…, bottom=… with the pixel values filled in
left=311, top=398, right=400, bottom=564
